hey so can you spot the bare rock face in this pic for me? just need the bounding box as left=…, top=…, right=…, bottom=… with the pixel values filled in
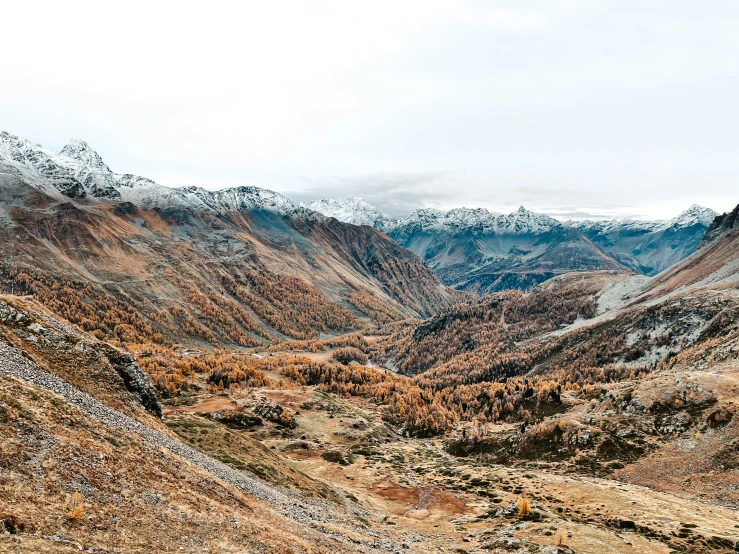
left=100, top=344, right=162, bottom=418
left=0, top=299, right=161, bottom=418
left=208, top=409, right=263, bottom=429
left=702, top=204, right=739, bottom=246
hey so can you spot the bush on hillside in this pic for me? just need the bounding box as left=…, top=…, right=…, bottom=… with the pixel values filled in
left=331, top=347, right=368, bottom=365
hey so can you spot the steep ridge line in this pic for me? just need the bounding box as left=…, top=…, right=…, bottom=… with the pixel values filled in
left=0, top=130, right=454, bottom=341
left=0, top=340, right=398, bottom=552
left=303, top=198, right=717, bottom=292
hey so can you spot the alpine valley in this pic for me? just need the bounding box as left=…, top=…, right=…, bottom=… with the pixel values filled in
left=2, top=131, right=739, bottom=554
left=303, top=198, right=717, bottom=293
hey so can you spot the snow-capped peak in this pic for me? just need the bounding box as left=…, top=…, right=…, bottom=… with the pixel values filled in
left=494, top=206, right=560, bottom=234
left=0, top=131, right=57, bottom=167
left=385, top=205, right=560, bottom=235
left=301, top=197, right=390, bottom=228
left=0, top=130, right=306, bottom=216
left=59, top=138, right=110, bottom=171
left=660, top=204, right=717, bottom=230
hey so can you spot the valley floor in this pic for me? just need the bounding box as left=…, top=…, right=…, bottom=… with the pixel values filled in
left=157, top=343, right=739, bottom=554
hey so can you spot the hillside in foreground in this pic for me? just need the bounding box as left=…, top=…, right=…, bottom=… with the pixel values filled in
left=0, top=296, right=453, bottom=553
left=4, top=287, right=739, bottom=553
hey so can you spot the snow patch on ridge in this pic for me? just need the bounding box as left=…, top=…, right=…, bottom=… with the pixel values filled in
left=0, top=131, right=311, bottom=217
left=569, top=204, right=717, bottom=235
left=301, top=197, right=390, bottom=227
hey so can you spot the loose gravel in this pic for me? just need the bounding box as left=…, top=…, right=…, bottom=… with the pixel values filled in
left=0, top=340, right=401, bottom=553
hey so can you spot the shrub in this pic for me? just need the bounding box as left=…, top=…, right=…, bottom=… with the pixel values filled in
left=517, top=496, right=531, bottom=518
left=331, top=347, right=368, bottom=365
left=321, top=451, right=357, bottom=466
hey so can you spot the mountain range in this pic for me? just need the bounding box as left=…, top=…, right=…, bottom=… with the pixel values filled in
left=303, top=197, right=717, bottom=293
left=0, top=128, right=719, bottom=313
left=0, top=131, right=453, bottom=349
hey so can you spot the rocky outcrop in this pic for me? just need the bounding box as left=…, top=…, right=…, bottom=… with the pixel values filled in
left=207, top=409, right=263, bottom=429
left=254, top=401, right=297, bottom=428
left=0, top=299, right=161, bottom=418
left=100, top=344, right=162, bottom=418
left=702, top=204, right=739, bottom=246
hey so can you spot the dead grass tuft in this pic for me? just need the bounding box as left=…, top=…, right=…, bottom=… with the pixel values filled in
left=66, top=492, right=85, bottom=521
left=555, top=527, right=568, bottom=546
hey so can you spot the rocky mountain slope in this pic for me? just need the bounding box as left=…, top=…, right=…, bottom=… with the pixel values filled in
left=0, top=132, right=453, bottom=353
left=569, top=204, right=717, bottom=275
left=353, top=203, right=739, bottom=505
left=386, top=206, right=627, bottom=294
left=305, top=199, right=628, bottom=293
left=640, top=203, right=739, bottom=300
left=0, top=296, right=442, bottom=552
left=305, top=197, right=716, bottom=293
left=365, top=202, right=739, bottom=430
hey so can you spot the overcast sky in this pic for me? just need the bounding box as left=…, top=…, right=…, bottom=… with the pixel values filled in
left=2, top=1, right=738, bottom=219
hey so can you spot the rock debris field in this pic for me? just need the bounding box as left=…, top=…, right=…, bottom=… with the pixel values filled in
left=0, top=340, right=402, bottom=553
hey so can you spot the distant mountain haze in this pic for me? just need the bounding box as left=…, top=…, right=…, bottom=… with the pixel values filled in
left=302, top=197, right=717, bottom=294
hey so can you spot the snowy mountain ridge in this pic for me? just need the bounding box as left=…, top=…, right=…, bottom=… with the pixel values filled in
left=300, top=197, right=390, bottom=228
left=304, top=195, right=717, bottom=237
left=2, top=131, right=714, bottom=236
left=304, top=198, right=563, bottom=236
left=569, top=204, right=717, bottom=235
left=304, top=196, right=720, bottom=283
left=0, top=131, right=311, bottom=218
left=393, top=205, right=562, bottom=235
left=0, top=131, right=719, bottom=286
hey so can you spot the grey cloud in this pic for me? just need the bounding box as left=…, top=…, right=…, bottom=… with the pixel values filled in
left=286, top=170, right=472, bottom=217
left=537, top=208, right=651, bottom=221
left=287, top=176, right=659, bottom=220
